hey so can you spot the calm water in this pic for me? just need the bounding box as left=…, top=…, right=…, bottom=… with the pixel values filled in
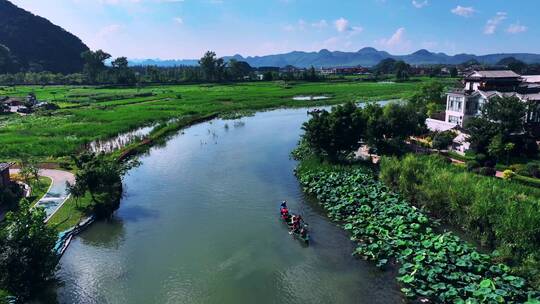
left=54, top=108, right=402, bottom=304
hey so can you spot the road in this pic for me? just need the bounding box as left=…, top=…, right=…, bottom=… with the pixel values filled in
left=9, top=169, right=75, bottom=221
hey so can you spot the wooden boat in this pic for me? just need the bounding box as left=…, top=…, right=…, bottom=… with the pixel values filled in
left=280, top=209, right=310, bottom=245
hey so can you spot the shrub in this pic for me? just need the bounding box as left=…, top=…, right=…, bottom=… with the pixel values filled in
left=298, top=160, right=539, bottom=301
left=466, top=160, right=480, bottom=171
left=475, top=153, right=487, bottom=163
left=380, top=154, right=540, bottom=288
left=526, top=164, right=540, bottom=178
left=431, top=131, right=454, bottom=150
left=502, top=169, right=515, bottom=179
left=478, top=166, right=496, bottom=176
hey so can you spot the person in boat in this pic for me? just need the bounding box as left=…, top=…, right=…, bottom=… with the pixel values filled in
left=291, top=215, right=301, bottom=233
left=280, top=201, right=287, bottom=209
left=299, top=226, right=308, bottom=240
left=280, top=206, right=289, bottom=220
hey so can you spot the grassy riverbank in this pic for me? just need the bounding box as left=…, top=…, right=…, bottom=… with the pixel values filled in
left=47, top=193, right=93, bottom=232
left=28, top=177, right=52, bottom=205
left=0, top=79, right=435, bottom=161
left=295, top=157, right=540, bottom=302
left=380, top=154, right=540, bottom=288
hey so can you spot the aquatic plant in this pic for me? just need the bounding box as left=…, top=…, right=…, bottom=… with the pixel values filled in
left=296, top=164, right=540, bottom=302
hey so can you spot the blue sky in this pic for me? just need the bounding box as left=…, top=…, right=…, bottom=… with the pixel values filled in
left=9, top=0, right=540, bottom=59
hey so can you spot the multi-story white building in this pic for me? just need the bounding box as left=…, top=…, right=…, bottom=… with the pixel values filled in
left=427, top=70, right=540, bottom=132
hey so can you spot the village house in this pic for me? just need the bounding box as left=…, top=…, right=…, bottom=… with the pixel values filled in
left=427, top=70, right=540, bottom=131
left=426, top=70, right=540, bottom=153
left=319, top=66, right=370, bottom=76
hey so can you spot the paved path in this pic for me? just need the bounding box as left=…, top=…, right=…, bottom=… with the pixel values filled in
left=10, top=169, right=75, bottom=222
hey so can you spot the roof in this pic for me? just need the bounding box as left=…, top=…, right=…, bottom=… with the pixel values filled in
left=474, top=90, right=540, bottom=101
left=467, top=70, right=521, bottom=79
left=0, top=163, right=11, bottom=172
left=519, top=93, right=540, bottom=101
left=522, top=75, right=540, bottom=83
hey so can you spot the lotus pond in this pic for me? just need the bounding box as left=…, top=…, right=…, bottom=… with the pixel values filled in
left=296, top=160, right=540, bottom=303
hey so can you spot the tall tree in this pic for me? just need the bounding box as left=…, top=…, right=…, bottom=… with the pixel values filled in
left=199, top=51, right=225, bottom=82
left=227, top=59, right=252, bottom=80
left=0, top=200, right=57, bottom=300
left=450, top=67, right=458, bottom=78
left=302, top=102, right=364, bottom=160
left=68, top=152, right=126, bottom=218
left=465, top=117, right=499, bottom=154
left=394, top=60, right=410, bottom=81
left=81, top=50, right=111, bottom=83
left=374, top=58, right=397, bottom=75
left=111, top=57, right=136, bottom=85
left=481, top=96, right=527, bottom=138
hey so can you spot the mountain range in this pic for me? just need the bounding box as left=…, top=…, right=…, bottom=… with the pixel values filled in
left=2, top=0, right=540, bottom=72
left=131, top=48, right=540, bottom=68
left=0, top=0, right=89, bottom=73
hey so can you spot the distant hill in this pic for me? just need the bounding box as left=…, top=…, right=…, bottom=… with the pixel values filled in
left=0, top=0, right=89, bottom=73
left=137, top=47, right=540, bottom=68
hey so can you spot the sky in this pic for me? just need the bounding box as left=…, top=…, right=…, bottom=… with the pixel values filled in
left=9, top=0, right=540, bottom=59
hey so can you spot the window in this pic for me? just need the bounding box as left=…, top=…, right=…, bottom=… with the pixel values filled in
left=466, top=99, right=478, bottom=114
left=447, top=96, right=463, bottom=112
left=448, top=115, right=460, bottom=124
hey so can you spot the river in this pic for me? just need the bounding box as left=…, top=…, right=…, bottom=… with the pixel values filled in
left=53, top=107, right=402, bottom=304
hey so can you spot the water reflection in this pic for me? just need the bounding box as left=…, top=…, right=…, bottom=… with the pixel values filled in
left=55, top=107, right=403, bottom=304
left=79, top=218, right=126, bottom=249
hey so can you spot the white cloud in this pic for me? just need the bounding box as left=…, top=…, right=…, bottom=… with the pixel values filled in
left=282, top=19, right=307, bottom=32
left=451, top=5, right=475, bottom=17
left=412, top=0, right=428, bottom=8
left=335, top=18, right=350, bottom=32
left=173, top=17, right=183, bottom=25
left=506, top=23, right=527, bottom=34
left=311, top=19, right=328, bottom=29
left=484, top=12, right=507, bottom=34
left=333, top=18, right=362, bottom=35
left=375, top=27, right=411, bottom=52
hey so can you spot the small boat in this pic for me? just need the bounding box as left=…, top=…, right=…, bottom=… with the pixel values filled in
left=280, top=205, right=310, bottom=245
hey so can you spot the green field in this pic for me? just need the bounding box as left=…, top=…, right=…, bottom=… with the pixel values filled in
left=0, top=79, right=436, bottom=161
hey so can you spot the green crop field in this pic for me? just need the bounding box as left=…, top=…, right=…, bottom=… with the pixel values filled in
left=0, top=79, right=437, bottom=161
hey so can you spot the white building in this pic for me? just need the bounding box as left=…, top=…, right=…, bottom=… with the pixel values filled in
left=427, top=70, right=540, bottom=132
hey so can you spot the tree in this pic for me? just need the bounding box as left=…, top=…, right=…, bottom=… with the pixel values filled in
left=302, top=66, right=319, bottom=82
left=450, top=67, right=458, bottom=78
left=18, top=158, right=39, bottom=185
left=199, top=51, right=226, bottom=82
left=263, top=71, right=274, bottom=81
left=481, top=96, right=527, bottom=138
left=364, top=102, right=425, bottom=154
left=374, top=58, right=397, bottom=75
left=465, top=117, right=499, bottom=154
left=111, top=57, right=136, bottom=85
left=302, top=102, right=364, bottom=160
left=497, top=57, right=527, bottom=74
left=432, top=131, right=455, bottom=151
left=81, top=50, right=111, bottom=83
left=394, top=60, right=410, bottom=82
left=0, top=199, right=57, bottom=300
left=410, top=81, right=444, bottom=112
left=68, top=152, right=126, bottom=218
left=227, top=59, right=252, bottom=80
